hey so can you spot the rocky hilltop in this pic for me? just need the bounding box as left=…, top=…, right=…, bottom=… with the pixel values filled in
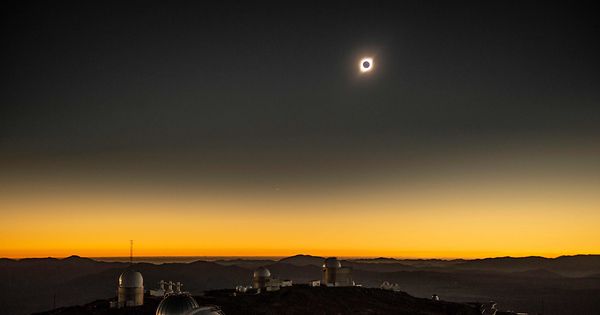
left=35, top=286, right=481, bottom=315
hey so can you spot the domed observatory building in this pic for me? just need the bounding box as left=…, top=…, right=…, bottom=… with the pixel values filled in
left=249, top=266, right=291, bottom=292
left=156, top=293, right=225, bottom=315
left=252, top=266, right=271, bottom=289
left=156, top=294, right=198, bottom=315
left=322, top=257, right=354, bottom=287
left=117, top=269, right=144, bottom=307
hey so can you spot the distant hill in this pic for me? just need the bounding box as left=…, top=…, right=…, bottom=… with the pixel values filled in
left=276, top=255, right=418, bottom=273
left=351, top=257, right=467, bottom=269
left=350, top=257, right=402, bottom=264
left=349, top=255, right=600, bottom=276
left=452, top=255, right=600, bottom=276
left=508, top=268, right=563, bottom=278
left=212, top=259, right=277, bottom=269
left=346, top=261, right=416, bottom=273
left=277, top=254, right=324, bottom=266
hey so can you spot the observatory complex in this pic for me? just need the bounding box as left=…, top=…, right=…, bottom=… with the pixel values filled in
left=322, top=257, right=354, bottom=287
left=238, top=258, right=355, bottom=293
left=235, top=266, right=292, bottom=293
left=250, top=266, right=292, bottom=292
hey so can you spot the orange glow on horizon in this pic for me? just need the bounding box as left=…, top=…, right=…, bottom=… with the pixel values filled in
left=2, top=142, right=599, bottom=260
left=2, top=173, right=599, bottom=259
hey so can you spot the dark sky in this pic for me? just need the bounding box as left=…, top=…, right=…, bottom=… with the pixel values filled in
left=2, top=1, right=600, bottom=259
left=2, top=1, right=599, bottom=188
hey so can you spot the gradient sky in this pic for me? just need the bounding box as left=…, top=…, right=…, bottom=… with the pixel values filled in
left=1, top=2, right=599, bottom=258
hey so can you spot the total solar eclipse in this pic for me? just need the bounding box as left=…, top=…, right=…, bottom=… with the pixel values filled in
left=360, top=57, right=373, bottom=72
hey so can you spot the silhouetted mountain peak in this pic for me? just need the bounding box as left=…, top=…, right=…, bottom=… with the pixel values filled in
left=351, top=257, right=401, bottom=263
left=278, top=254, right=324, bottom=266
left=62, top=255, right=95, bottom=263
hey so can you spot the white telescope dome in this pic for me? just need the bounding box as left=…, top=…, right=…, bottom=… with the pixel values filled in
left=156, top=294, right=200, bottom=315
left=323, top=257, right=342, bottom=269
left=253, top=266, right=271, bottom=278
left=119, top=269, right=143, bottom=288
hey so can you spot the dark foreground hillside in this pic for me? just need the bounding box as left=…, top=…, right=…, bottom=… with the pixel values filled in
left=4, top=255, right=600, bottom=315
left=35, top=286, right=481, bottom=315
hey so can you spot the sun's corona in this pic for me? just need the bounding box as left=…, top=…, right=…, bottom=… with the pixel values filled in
left=360, top=57, right=373, bottom=72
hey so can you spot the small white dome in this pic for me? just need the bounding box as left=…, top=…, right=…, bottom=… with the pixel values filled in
left=323, top=257, right=341, bottom=269
left=253, top=266, right=271, bottom=278
left=119, top=269, right=143, bottom=288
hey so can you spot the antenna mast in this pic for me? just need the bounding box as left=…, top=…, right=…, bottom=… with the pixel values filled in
left=130, top=240, right=133, bottom=265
